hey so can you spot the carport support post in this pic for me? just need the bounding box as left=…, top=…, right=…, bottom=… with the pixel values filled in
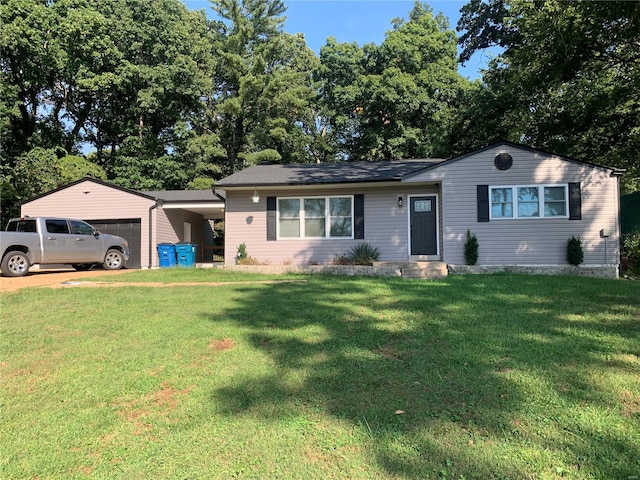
left=148, top=199, right=160, bottom=268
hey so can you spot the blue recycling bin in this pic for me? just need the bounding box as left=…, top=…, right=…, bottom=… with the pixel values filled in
left=175, top=243, right=197, bottom=267
left=157, top=243, right=176, bottom=268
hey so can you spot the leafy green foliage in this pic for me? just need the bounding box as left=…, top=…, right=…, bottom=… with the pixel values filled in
left=457, top=0, right=640, bottom=192
left=463, top=229, right=479, bottom=265
left=567, top=235, right=584, bottom=266
left=236, top=242, right=247, bottom=261
left=316, top=4, right=468, bottom=161
left=622, top=231, right=640, bottom=276
left=202, top=0, right=320, bottom=175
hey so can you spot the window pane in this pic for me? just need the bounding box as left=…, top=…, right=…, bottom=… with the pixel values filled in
left=71, top=221, right=93, bottom=235
left=492, top=203, right=513, bottom=218
left=330, top=218, right=352, bottom=237
left=330, top=197, right=351, bottom=216
left=280, top=219, right=300, bottom=237
left=491, top=188, right=512, bottom=203
left=517, top=187, right=539, bottom=217
left=279, top=199, right=300, bottom=218
left=545, top=202, right=566, bottom=216
left=491, top=188, right=513, bottom=218
left=304, top=198, right=325, bottom=218
left=544, top=187, right=565, bottom=202
left=544, top=187, right=566, bottom=217
left=279, top=199, right=300, bottom=237
left=305, top=219, right=326, bottom=237
left=517, top=187, right=539, bottom=202
left=46, top=219, right=69, bottom=234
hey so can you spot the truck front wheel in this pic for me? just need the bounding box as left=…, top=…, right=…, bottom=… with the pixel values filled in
left=103, top=249, right=125, bottom=270
left=1, top=251, right=31, bottom=277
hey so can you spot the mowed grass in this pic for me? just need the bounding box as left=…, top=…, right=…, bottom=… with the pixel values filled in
left=1, top=272, right=639, bottom=479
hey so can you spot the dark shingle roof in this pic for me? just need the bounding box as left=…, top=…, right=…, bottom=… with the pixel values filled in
left=215, top=160, right=443, bottom=188
left=141, top=190, right=220, bottom=202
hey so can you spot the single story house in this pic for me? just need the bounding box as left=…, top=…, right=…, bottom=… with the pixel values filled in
left=20, top=177, right=225, bottom=268
left=215, top=142, right=624, bottom=277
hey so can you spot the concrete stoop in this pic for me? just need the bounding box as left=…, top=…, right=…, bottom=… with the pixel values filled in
left=374, top=261, right=448, bottom=280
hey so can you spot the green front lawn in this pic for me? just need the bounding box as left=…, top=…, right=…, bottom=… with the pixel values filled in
left=1, top=273, right=638, bottom=479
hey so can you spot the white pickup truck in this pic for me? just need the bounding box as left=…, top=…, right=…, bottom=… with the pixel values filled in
left=0, top=217, right=130, bottom=277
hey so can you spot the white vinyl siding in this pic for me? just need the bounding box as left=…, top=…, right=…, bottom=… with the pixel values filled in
left=277, top=196, right=353, bottom=239
left=490, top=185, right=568, bottom=220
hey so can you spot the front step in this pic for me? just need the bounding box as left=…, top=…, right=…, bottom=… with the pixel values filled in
left=374, top=261, right=448, bottom=279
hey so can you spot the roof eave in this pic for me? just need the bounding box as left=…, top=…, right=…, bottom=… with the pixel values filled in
left=215, top=178, right=413, bottom=190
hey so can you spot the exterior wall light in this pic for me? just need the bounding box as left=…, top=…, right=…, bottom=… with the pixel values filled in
left=251, top=189, right=260, bottom=203
left=397, top=196, right=404, bottom=207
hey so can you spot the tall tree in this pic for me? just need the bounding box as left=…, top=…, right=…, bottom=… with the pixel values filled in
left=1, top=0, right=214, bottom=195
left=198, top=0, right=320, bottom=176
left=457, top=0, right=640, bottom=192
left=316, top=2, right=468, bottom=161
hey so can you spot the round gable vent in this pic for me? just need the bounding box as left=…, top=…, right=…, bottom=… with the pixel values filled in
left=495, top=152, right=513, bottom=170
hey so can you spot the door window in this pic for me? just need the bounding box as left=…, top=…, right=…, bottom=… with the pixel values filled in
left=70, top=221, right=94, bottom=235
left=45, top=219, right=69, bottom=234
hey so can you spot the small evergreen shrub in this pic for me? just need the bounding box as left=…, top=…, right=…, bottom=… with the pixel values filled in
left=567, top=236, right=584, bottom=266
left=622, top=230, right=640, bottom=276
left=236, top=243, right=247, bottom=262
left=464, top=229, right=479, bottom=265
left=347, top=243, right=380, bottom=265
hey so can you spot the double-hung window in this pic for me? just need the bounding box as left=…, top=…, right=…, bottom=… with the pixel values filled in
left=278, top=196, right=353, bottom=238
left=490, top=185, right=568, bottom=219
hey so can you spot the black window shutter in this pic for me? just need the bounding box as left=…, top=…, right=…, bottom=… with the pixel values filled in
left=568, top=182, right=581, bottom=220
left=354, top=194, right=364, bottom=239
left=477, top=185, right=489, bottom=222
left=266, top=196, right=276, bottom=240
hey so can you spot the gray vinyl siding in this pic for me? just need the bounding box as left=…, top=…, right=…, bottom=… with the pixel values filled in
left=156, top=208, right=205, bottom=262
left=224, top=185, right=438, bottom=265
left=21, top=180, right=155, bottom=267
left=406, top=146, right=621, bottom=265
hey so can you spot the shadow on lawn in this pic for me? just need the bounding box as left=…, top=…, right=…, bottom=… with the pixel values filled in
left=208, top=274, right=640, bottom=479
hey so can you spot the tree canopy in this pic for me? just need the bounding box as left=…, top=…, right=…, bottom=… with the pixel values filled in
left=456, top=0, right=640, bottom=192
left=315, top=3, right=466, bottom=161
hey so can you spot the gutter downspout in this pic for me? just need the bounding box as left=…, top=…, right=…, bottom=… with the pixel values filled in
left=148, top=199, right=161, bottom=269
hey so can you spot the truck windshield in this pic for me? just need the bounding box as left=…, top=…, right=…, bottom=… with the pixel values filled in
left=6, top=220, right=37, bottom=232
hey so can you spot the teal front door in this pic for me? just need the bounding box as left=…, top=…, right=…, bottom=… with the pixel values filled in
left=410, top=196, right=437, bottom=255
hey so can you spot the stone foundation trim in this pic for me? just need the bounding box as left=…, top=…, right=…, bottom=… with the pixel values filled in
left=447, top=264, right=619, bottom=279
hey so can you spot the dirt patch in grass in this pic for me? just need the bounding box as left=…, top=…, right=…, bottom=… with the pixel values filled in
left=209, top=338, right=235, bottom=351
left=373, top=344, right=403, bottom=361
left=115, top=381, right=194, bottom=435
left=620, top=389, right=640, bottom=418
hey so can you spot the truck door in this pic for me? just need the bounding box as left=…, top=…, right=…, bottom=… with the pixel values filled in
left=69, top=220, right=102, bottom=262
left=41, top=219, right=74, bottom=263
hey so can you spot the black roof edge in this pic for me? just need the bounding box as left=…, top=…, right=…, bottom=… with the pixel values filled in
left=211, top=185, right=226, bottom=201
left=215, top=177, right=408, bottom=189
left=21, top=176, right=158, bottom=205
left=404, top=141, right=625, bottom=178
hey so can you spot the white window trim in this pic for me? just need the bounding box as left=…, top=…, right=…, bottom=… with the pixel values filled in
left=489, top=184, right=569, bottom=220
left=277, top=195, right=354, bottom=239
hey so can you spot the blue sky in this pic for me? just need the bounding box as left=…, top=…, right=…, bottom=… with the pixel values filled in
left=184, top=0, right=495, bottom=79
